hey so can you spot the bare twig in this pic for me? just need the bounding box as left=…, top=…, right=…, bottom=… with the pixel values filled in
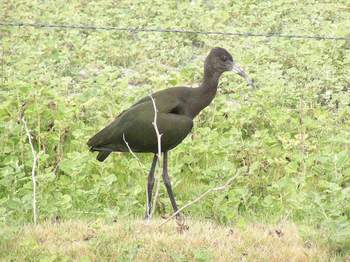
left=149, top=95, right=163, bottom=160
left=121, top=94, right=163, bottom=221
left=21, top=114, right=38, bottom=225
left=149, top=94, right=163, bottom=219
left=158, top=171, right=240, bottom=227
left=299, top=97, right=307, bottom=176
left=1, top=32, right=4, bottom=86
left=122, top=97, right=163, bottom=221
left=122, top=133, right=152, bottom=219
left=123, top=133, right=141, bottom=162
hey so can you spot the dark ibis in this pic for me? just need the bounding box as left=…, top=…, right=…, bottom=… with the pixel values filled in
left=87, top=47, right=254, bottom=218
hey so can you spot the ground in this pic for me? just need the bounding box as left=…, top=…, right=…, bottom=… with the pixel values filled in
left=0, top=219, right=338, bottom=261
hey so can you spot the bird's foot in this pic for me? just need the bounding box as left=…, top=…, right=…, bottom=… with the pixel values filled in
left=175, top=212, right=184, bottom=221
left=175, top=213, right=189, bottom=233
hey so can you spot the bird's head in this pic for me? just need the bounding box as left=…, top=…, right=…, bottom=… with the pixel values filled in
left=205, top=47, right=255, bottom=88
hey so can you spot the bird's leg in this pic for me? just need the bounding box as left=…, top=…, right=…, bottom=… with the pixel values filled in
left=145, top=154, right=157, bottom=219
left=162, top=151, right=181, bottom=218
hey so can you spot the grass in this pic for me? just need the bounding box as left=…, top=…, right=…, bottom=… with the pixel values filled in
left=0, top=219, right=342, bottom=261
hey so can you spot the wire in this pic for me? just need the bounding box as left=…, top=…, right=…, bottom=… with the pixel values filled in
left=1, top=21, right=348, bottom=41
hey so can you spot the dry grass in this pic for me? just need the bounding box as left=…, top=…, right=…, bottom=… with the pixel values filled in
left=0, top=219, right=338, bottom=261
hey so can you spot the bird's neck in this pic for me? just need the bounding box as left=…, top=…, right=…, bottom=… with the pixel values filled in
left=189, top=69, right=221, bottom=118
left=200, top=69, right=220, bottom=92
left=198, top=69, right=221, bottom=104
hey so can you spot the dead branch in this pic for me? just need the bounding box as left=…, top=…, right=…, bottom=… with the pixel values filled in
left=299, top=97, right=307, bottom=176
left=123, top=133, right=141, bottom=163
left=149, top=94, right=163, bottom=219
left=149, top=94, right=163, bottom=160
left=122, top=94, right=163, bottom=220
left=158, top=171, right=240, bottom=227
left=21, top=114, right=38, bottom=225
left=122, top=133, right=152, bottom=219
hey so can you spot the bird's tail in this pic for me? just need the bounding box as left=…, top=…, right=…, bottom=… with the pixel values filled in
left=97, top=151, right=111, bottom=162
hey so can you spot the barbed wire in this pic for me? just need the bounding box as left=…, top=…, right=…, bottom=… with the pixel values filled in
left=1, top=21, right=348, bottom=41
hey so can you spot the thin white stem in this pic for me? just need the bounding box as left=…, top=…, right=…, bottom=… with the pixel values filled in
left=21, top=116, right=38, bottom=225
left=122, top=133, right=150, bottom=219
left=149, top=94, right=162, bottom=219
left=150, top=174, right=161, bottom=219
left=122, top=95, right=163, bottom=220
left=1, top=37, right=4, bottom=85
left=299, top=97, right=307, bottom=176
left=149, top=95, right=163, bottom=161
left=158, top=172, right=240, bottom=227
left=122, top=133, right=140, bottom=162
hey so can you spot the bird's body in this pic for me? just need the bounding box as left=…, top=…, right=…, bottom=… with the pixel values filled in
left=87, top=47, right=253, bottom=218
left=87, top=85, right=219, bottom=158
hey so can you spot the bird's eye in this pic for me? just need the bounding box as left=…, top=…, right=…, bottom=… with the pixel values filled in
left=222, top=56, right=227, bottom=62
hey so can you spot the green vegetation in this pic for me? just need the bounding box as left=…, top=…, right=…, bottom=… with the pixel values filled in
left=1, top=0, right=349, bottom=259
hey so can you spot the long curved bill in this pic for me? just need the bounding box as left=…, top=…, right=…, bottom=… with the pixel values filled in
left=232, top=63, right=255, bottom=88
